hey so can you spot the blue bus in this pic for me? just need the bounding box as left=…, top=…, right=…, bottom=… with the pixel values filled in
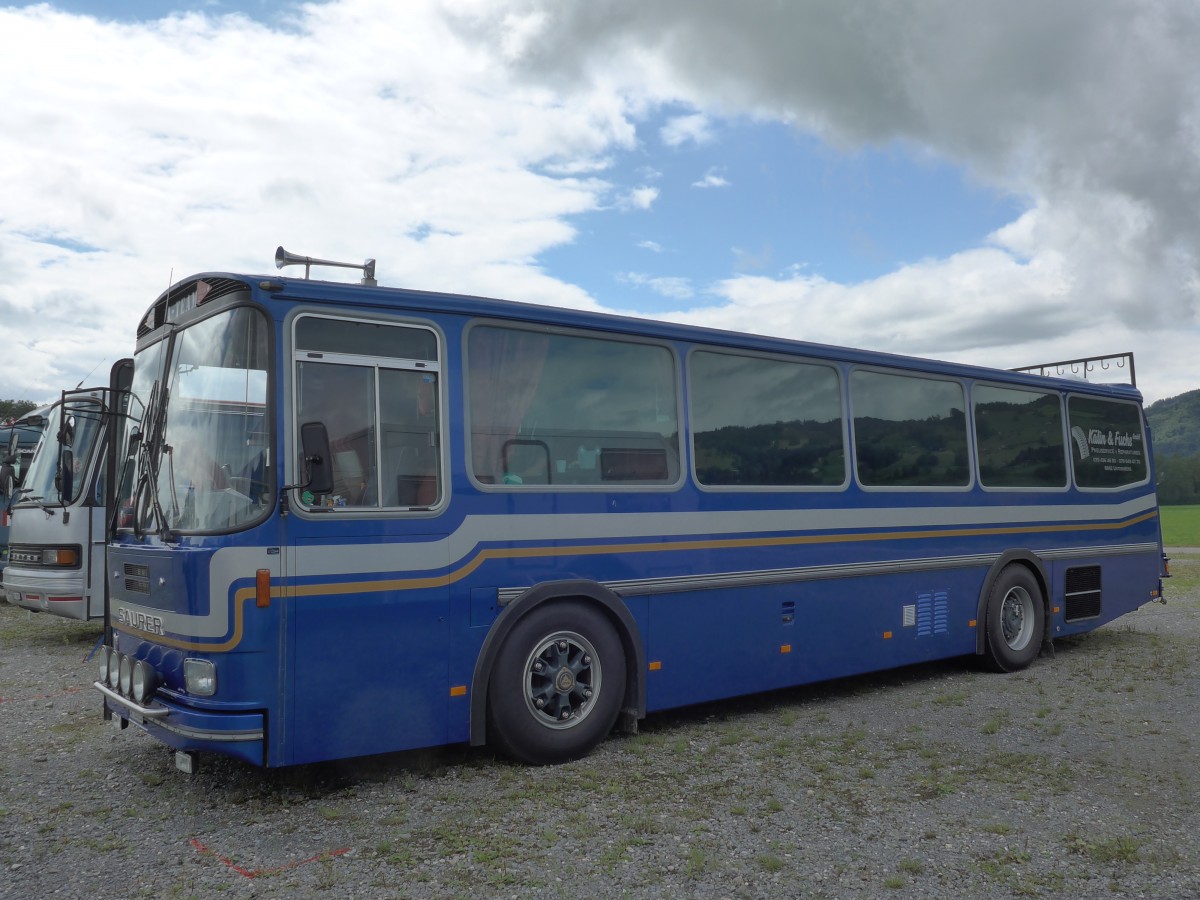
left=1, top=407, right=50, bottom=573
left=96, top=248, right=1166, bottom=770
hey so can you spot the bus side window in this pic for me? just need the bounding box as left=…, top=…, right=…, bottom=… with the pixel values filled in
left=379, top=370, right=440, bottom=507
left=296, top=360, right=378, bottom=508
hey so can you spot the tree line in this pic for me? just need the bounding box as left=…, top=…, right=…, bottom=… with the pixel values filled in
left=0, top=399, right=39, bottom=424
left=1154, top=454, right=1200, bottom=505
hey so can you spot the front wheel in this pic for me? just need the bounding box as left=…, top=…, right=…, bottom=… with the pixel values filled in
left=982, top=565, right=1046, bottom=672
left=487, top=601, right=626, bottom=765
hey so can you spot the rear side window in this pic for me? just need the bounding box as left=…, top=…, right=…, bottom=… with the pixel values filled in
left=974, top=385, right=1066, bottom=488
left=467, top=325, right=679, bottom=487
left=1068, top=396, right=1148, bottom=488
left=851, top=370, right=969, bottom=488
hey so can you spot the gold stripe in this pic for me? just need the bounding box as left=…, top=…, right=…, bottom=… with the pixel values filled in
left=113, top=509, right=1160, bottom=652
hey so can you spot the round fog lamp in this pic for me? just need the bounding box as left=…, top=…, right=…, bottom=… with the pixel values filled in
left=131, top=660, right=159, bottom=704
left=107, top=654, right=122, bottom=689
left=97, top=646, right=111, bottom=684
left=118, top=654, right=133, bottom=696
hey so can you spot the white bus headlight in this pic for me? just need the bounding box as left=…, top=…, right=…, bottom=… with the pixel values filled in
left=41, top=547, right=80, bottom=567
left=184, top=658, right=216, bottom=697
left=107, top=654, right=122, bottom=689
left=118, top=654, right=134, bottom=695
left=131, top=659, right=160, bottom=704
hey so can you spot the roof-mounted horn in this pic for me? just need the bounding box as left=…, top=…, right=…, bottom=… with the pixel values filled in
left=274, top=246, right=377, bottom=286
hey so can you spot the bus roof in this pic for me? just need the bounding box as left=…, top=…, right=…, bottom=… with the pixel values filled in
left=144, top=271, right=1144, bottom=403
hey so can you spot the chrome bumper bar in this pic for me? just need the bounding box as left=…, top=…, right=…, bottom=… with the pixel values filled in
left=94, top=681, right=170, bottom=718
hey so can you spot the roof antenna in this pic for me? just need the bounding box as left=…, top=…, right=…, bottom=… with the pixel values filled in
left=75, top=357, right=106, bottom=390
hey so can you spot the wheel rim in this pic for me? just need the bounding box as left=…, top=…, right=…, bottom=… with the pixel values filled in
left=522, top=629, right=602, bottom=730
left=1000, top=585, right=1036, bottom=651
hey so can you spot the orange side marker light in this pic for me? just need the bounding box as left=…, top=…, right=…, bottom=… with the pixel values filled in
left=256, top=569, right=271, bottom=608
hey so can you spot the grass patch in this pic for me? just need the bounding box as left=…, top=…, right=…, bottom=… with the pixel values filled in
left=1165, top=554, right=1200, bottom=600
left=1067, top=833, right=1142, bottom=864
left=757, top=854, right=785, bottom=873
left=1160, top=505, right=1200, bottom=547
left=0, top=607, right=104, bottom=646
left=981, top=711, right=1009, bottom=734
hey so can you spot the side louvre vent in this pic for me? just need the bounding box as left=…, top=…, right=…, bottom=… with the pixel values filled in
left=1064, top=566, right=1102, bottom=622
left=916, top=591, right=950, bottom=636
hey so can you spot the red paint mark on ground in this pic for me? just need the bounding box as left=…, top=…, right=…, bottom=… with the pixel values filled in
left=190, top=838, right=351, bottom=878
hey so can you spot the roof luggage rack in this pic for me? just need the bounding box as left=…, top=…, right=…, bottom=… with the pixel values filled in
left=1011, top=352, right=1136, bottom=387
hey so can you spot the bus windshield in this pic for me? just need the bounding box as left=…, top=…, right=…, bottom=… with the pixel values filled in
left=20, top=399, right=106, bottom=507
left=126, top=306, right=271, bottom=534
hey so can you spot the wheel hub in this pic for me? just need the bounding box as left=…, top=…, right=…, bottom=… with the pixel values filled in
left=523, top=629, right=602, bottom=730
left=555, top=667, right=575, bottom=693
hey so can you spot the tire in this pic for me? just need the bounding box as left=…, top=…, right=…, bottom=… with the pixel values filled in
left=981, top=565, right=1046, bottom=673
left=487, top=600, right=626, bottom=765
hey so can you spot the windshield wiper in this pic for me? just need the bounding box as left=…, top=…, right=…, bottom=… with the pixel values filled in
left=22, top=493, right=57, bottom=516
left=130, top=380, right=174, bottom=541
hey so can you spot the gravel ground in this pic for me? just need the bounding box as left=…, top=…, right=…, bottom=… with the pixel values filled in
left=2, top=554, right=1198, bottom=899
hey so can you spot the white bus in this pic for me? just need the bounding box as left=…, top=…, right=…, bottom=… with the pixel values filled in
left=3, top=361, right=131, bottom=620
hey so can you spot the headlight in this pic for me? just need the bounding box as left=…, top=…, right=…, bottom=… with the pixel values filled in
left=184, top=658, right=216, bottom=697
left=41, top=547, right=79, bottom=567
left=131, top=659, right=160, bottom=704
left=119, top=655, right=133, bottom=695
left=97, top=646, right=111, bottom=684
left=107, top=654, right=122, bottom=688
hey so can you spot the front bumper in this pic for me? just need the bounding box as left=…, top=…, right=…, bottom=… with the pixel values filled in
left=4, top=569, right=87, bottom=619
left=98, top=683, right=266, bottom=767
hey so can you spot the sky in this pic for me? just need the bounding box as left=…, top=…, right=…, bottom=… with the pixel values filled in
left=1, top=0, right=1198, bottom=406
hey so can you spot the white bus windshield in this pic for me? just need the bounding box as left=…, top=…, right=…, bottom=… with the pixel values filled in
left=20, top=399, right=106, bottom=506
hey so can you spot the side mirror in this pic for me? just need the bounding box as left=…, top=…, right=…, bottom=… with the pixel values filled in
left=299, top=422, right=334, bottom=495
left=60, top=414, right=76, bottom=448
left=4, top=429, right=18, bottom=463
left=126, top=426, right=143, bottom=457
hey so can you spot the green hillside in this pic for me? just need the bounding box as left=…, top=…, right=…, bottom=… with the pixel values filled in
left=1146, top=389, right=1200, bottom=458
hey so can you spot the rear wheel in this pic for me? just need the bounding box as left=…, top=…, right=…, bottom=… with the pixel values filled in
left=487, top=601, right=626, bottom=765
left=982, top=565, right=1045, bottom=672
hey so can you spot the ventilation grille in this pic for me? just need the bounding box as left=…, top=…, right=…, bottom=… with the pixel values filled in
left=1064, top=565, right=1102, bottom=622
left=123, top=563, right=151, bottom=594
left=916, top=591, right=950, bottom=636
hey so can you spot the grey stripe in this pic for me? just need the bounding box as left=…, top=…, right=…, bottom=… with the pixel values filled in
left=498, top=542, right=1160, bottom=605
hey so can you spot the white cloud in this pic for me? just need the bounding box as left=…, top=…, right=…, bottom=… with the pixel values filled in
left=619, top=271, right=694, bottom=300
left=618, top=186, right=659, bottom=211
left=0, top=0, right=630, bottom=399
left=660, top=112, right=713, bottom=147
left=692, top=168, right=729, bottom=189
left=638, top=240, right=663, bottom=253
